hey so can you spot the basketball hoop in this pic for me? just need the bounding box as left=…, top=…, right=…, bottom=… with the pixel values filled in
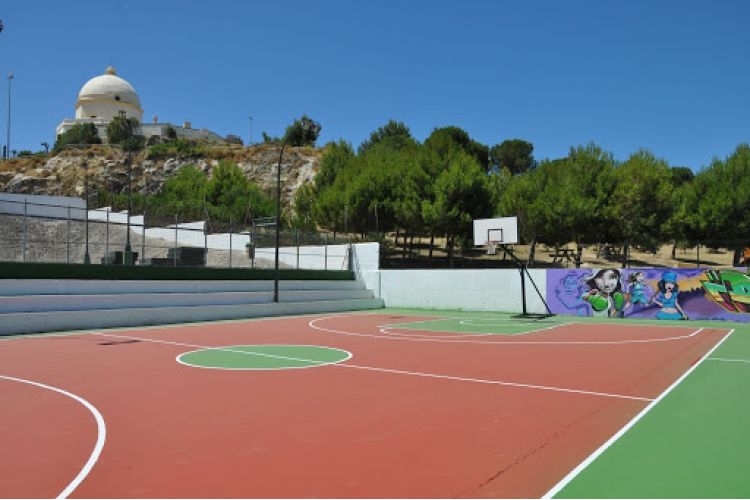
left=486, top=241, right=498, bottom=255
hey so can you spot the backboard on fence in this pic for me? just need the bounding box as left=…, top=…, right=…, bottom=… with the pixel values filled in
left=473, top=217, right=519, bottom=248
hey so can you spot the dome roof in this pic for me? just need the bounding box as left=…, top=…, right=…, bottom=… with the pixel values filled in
left=76, top=66, right=142, bottom=111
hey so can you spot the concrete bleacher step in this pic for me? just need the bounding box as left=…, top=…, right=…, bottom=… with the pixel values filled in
left=0, top=278, right=369, bottom=296
left=0, top=279, right=384, bottom=336
left=0, top=289, right=378, bottom=313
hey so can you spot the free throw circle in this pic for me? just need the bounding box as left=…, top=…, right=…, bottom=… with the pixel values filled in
left=177, top=344, right=351, bottom=370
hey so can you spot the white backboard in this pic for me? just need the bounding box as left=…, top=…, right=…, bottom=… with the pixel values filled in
left=473, top=217, right=519, bottom=246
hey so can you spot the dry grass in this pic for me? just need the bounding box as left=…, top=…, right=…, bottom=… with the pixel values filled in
left=386, top=235, right=738, bottom=269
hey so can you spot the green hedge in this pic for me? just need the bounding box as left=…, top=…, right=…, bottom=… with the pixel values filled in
left=0, top=262, right=354, bottom=281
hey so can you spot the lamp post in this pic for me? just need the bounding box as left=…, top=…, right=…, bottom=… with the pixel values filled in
left=5, top=73, right=12, bottom=159
left=119, top=111, right=133, bottom=263
left=125, top=149, right=132, bottom=257
left=273, top=117, right=320, bottom=302
left=83, top=160, right=91, bottom=264
left=248, top=116, right=253, bottom=145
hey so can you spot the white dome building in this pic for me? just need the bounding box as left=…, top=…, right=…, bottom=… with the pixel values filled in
left=74, top=66, right=143, bottom=123
left=56, top=66, right=223, bottom=144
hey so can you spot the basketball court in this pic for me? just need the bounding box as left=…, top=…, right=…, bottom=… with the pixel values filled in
left=0, top=310, right=737, bottom=498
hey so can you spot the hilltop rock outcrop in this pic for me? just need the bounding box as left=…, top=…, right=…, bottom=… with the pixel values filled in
left=0, top=143, right=321, bottom=206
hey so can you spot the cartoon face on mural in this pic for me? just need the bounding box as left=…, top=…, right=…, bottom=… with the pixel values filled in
left=553, top=271, right=589, bottom=316
left=652, top=271, right=688, bottom=320
left=627, top=271, right=652, bottom=307
left=580, top=269, right=627, bottom=318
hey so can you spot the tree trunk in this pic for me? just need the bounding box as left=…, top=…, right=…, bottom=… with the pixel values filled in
left=447, top=234, right=454, bottom=268
left=527, top=236, right=537, bottom=268
left=733, top=247, right=744, bottom=267
left=622, top=243, right=629, bottom=268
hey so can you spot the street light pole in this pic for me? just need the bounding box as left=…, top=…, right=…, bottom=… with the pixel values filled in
left=119, top=110, right=133, bottom=263
left=273, top=117, right=320, bottom=303
left=249, top=116, right=253, bottom=145
left=273, top=139, right=286, bottom=303
left=125, top=149, right=132, bottom=256
left=6, top=73, right=12, bottom=159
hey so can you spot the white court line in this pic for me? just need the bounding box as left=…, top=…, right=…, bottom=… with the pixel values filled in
left=381, top=318, right=570, bottom=338
left=176, top=344, right=353, bottom=371
left=336, top=362, right=653, bottom=402
left=309, top=316, right=709, bottom=345
left=541, top=328, right=735, bottom=499
left=93, top=333, right=352, bottom=367
left=91, top=332, right=652, bottom=402
left=708, top=357, right=750, bottom=364
left=95, top=329, right=653, bottom=402
left=379, top=329, right=497, bottom=338
left=0, top=374, right=107, bottom=499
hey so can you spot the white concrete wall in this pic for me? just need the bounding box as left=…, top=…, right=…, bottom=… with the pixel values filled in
left=0, top=193, right=85, bottom=217
left=352, top=243, right=381, bottom=296
left=346, top=247, right=550, bottom=315
left=140, top=123, right=224, bottom=143
left=378, top=268, right=549, bottom=314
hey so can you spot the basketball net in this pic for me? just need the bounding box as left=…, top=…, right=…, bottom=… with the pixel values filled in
left=486, top=241, right=498, bottom=255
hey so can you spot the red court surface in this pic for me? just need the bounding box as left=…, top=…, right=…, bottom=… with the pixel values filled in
left=0, top=313, right=728, bottom=498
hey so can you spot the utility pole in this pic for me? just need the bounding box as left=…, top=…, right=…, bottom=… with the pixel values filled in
left=5, top=73, right=12, bottom=159
left=249, top=116, right=253, bottom=145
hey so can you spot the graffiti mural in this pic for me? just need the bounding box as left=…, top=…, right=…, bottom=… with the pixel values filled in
left=700, top=269, right=750, bottom=313
left=547, top=267, right=750, bottom=322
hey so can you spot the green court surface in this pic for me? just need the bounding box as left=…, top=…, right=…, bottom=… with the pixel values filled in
left=384, top=309, right=750, bottom=498
left=551, top=326, right=750, bottom=498
left=178, top=345, right=351, bottom=370
left=383, top=313, right=560, bottom=335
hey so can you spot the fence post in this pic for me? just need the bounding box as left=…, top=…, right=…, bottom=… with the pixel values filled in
left=250, top=222, right=255, bottom=269
left=229, top=217, right=233, bottom=269
left=296, top=229, right=300, bottom=270
left=173, top=213, right=178, bottom=267
left=697, top=244, right=701, bottom=268
left=66, top=205, right=71, bottom=264
left=84, top=201, right=90, bottom=264
left=105, top=208, right=110, bottom=265
left=324, top=233, right=328, bottom=271
left=22, top=199, right=27, bottom=262
left=141, top=202, right=146, bottom=265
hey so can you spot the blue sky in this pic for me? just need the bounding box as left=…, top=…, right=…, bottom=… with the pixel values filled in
left=1, top=0, right=748, bottom=170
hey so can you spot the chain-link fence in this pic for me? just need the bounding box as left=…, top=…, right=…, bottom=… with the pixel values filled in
left=0, top=198, right=354, bottom=271
left=378, top=237, right=750, bottom=269
left=3, top=197, right=747, bottom=271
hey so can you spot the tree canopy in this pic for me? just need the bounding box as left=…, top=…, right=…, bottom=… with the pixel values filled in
left=298, top=118, right=750, bottom=264
left=64, top=112, right=750, bottom=267
left=490, top=139, right=535, bottom=175
left=53, top=123, right=102, bottom=151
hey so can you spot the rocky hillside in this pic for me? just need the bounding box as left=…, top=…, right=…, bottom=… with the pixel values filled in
left=0, top=143, right=322, bottom=207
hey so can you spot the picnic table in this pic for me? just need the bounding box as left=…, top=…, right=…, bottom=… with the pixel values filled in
left=551, top=247, right=576, bottom=264
left=601, top=244, right=621, bottom=261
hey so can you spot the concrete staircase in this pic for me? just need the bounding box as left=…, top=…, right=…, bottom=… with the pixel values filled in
left=0, top=279, right=384, bottom=336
